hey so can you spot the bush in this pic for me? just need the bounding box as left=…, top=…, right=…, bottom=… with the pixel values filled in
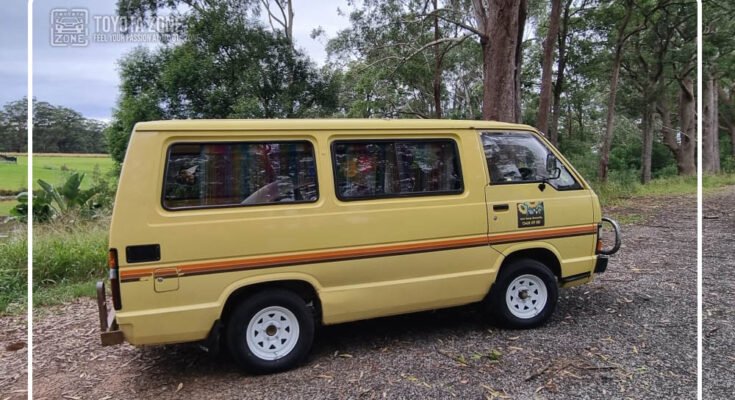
left=0, top=225, right=28, bottom=313
left=12, top=171, right=116, bottom=223
left=33, top=219, right=108, bottom=287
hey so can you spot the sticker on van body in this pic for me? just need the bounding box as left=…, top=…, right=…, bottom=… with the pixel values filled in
left=517, top=201, right=545, bottom=228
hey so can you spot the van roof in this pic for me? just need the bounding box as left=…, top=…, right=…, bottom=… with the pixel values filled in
left=134, top=119, right=537, bottom=133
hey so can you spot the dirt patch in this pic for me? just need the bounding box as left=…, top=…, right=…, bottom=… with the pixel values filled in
left=0, top=313, right=28, bottom=400
left=703, top=186, right=735, bottom=398
left=32, top=193, right=698, bottom=399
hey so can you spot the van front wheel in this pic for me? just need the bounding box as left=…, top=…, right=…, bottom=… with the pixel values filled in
left=226, top=289, right=315, bottom=374
left=487, top=259, right=558, bottom=328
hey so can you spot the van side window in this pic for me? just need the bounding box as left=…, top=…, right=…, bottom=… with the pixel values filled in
left=332, top=140, right=463, bottom=200
left=163, top=141, right=318, bottom=210
left=481, top=132, right=581, bottom=190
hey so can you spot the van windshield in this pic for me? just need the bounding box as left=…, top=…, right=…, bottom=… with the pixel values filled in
left=480, top=132, right=581, bottom=190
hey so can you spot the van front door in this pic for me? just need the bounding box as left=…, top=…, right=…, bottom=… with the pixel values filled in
left=480, top=131, right=597, bottom=278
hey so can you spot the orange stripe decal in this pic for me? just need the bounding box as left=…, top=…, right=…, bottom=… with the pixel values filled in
left=120, top=224, right=597, bottom=282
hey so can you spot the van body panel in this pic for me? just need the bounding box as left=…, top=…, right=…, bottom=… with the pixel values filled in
left=107, top=119, right=605, bottom=347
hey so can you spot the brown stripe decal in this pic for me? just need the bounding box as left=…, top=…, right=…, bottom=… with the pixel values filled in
left=120, top=224, right=597, bottom=282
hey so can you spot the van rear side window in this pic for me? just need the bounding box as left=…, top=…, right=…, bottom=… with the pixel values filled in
left=332, top=139, right=463, bottom=200
left=162, top=141, right=318, bottom=210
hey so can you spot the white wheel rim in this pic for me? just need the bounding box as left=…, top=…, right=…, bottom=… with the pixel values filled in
left=505, top=274, right=548, bottom=319
left=246, top=306, right=300, bottom=361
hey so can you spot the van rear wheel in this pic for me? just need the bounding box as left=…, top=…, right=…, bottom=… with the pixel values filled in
left=487, top=259, right=558, bottom=328
left=226, top=289, right=314, bottom=374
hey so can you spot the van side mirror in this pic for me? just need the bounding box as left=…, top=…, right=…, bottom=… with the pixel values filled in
left=546, top=153, right=561, bottom=180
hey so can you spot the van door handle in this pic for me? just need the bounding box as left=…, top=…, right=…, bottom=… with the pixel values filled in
left=493, top=204, right=509, bottom=212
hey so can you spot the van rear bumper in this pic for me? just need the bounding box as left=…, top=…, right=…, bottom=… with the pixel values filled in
left=96, top=281, right=125, bottom=346
left=594, top=256, right=608, bottom=274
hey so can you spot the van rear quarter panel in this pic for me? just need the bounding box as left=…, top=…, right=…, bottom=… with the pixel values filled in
left=112, top=128, right=502, bottom=345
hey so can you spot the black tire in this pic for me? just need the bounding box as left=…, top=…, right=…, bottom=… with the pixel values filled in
left=486, top=258, right=558, bottom=329
left=226, top=289, right=315, bottom=374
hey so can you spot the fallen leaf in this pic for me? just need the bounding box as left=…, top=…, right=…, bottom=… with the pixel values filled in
left=5, top=342, right=25, bottom=351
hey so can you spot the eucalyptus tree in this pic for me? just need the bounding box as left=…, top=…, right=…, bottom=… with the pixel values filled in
left=536, top=0, right=562, bottom=141
left=703, top=0, right=735, bottom=173
left=596, top=0, right=652, bottom=182
left=327, top=0, right=480, bottom=119
left=107, top=0, right=338, bottom=165
left=0, top=99, right=28, bottom=153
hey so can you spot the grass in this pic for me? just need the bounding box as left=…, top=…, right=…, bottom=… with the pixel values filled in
left=0, top=225, right=28, bottom=314
left=33, top=280, right=97, bottom=308
left=0, top=155, right=28, bottom=194
left=592, top=173, right=735, bottom=207
left=0, top=153, right=113, bottom=216
left=33, top=218, right=108, bottom=286
left=33, top=154, right=114, bottom=190
left=594, top=175, right=692, bottom=206
left=0, top=200, right=16, bottom=217
left=32, top=219, right=108, bottom=308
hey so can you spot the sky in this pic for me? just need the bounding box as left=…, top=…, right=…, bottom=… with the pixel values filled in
left=0, top=1, right=27, bottom=109
left=0, top=0, right=350, bottom=121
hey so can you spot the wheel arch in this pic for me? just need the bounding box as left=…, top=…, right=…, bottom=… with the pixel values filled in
left=497, top=244, right=562, bottom=279
left=218, top=273, right=323, bottom=326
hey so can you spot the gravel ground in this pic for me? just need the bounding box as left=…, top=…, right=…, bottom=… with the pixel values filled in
left=0, top=313, right=28, bottom=400
left=703, top=186, right=735, bottom=399
left=31, top=193, right=699, bottom=399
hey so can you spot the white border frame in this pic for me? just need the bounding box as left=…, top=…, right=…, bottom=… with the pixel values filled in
left=21, top=2, right=707, bottom=400
left=26, top=1, right=33, bottom=399
left=700, top=0, right=703, bottom=400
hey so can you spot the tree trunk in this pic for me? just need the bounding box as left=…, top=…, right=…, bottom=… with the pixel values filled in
left=718, top=84, right=735, bottom=157
left=703, top=74, right=721, bottom=173
left=477, top=0, right=525, bottom=123
left=640, top=103, right=653, bottom=184
left=598, top=2, right=634, bottom=182
left=677, top=78, right=696, bottom=175
left=598, top=51, right=624, bottom=182
left=432, top=0, right=443, bottom=119
left=514, top=0, right=527, bottom=122
left=714, top=85, right=721, bottom=172
left=537, top=0, right=562, bottom=142
left=549, top=0, right=571, bottom=146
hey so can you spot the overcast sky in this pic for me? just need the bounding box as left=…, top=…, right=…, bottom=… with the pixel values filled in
left=0, top=0, right=349, bottom=121
left=0, top=1, right=27, bottom=109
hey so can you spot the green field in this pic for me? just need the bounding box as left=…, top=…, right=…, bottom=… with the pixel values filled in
left=33, top=154, right=115, bottom=189
left=0, top=154, right=114, bottom=217
left=0, top=201, right=14, bottom=216
left=0, top=155, right=27, bottom=217
left=0, top=155, right=28, bottom=194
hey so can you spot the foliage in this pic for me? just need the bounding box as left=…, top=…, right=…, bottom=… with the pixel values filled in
left=327, top=0, right=483, bottom=119
left=0, top=98, right=27, bottom=153
left=106, top=1, right=339, bottom=165
left=33, top=280, right=97, bottom=308
left=33, top=219, right=108, bottom=288
left=2, top=96, right=108, bottom=156
left=12, top=172, right=111, bottom=223
left=0, top=227, right=27, bottom=314
left=33, top=99, right=108, bottom=153
left=32, top=155, right=115, bottom=190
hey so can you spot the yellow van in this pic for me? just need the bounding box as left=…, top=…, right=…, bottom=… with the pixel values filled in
left=97, top=119, right=620, bottom=373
